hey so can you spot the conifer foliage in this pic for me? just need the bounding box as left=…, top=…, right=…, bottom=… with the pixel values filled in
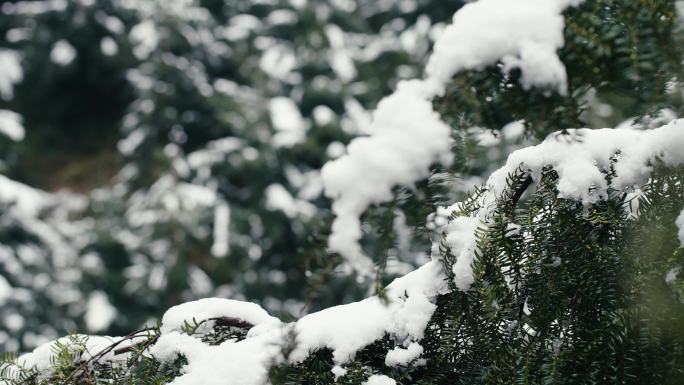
left=2, top=0, right=684, bottom=385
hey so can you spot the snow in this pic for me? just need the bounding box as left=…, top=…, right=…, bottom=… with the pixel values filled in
left=265, top=183, right=316, bottom=219
left=0, top=109, right=25, bottom=141
left=434, top=120, right=684, bottom=292
left=50, top=40, right=77, bottom=66
left=117, top=128, right=146, bottom=155
left=145, top=261, right=447, bottom=383
left=426, top=0, right=579, bottom=95
left=0, top=175, right=51, bottom=216
left=331, top=365, right=347, bottom=379
left=130, top=20, right=159, bottom=59
left=0, top=275, right=12, bottom=306
left=293, top=296, right=393, bottom=363
left=487, top=120, right=684, bottom=205
left=31, top=260, right=446, bottom=383
left=159, top=298, right=281, bottom=334
left=363, top=375, right=396, bottom=385
left=100, top=36, right=119, bottom=56
left=385, top=342, right=423, bottom=367
left=0, top=50, right=23, bottom=100
left=321, top=79, right=452, bottom=275
left=443, top=217, right=481, bottom=291
left=85, top=291, right=117, bottom=332
left=291, top=260, right=447, bottom=363
left=211, top=202, right=231, bottom=258
left=313, top=105, right=336, bottom=126
left=320, top=0, right=581, bottom=276
left=1, top=0, right=67, bottom=15
left=12, top=1, right=684, bottom=382
left=18, top=334, right=142, bottom=375
left=259, top=44, right=297, bottom=80
left=149, top=330, right=284, bottom=385
left=666, top=267, right=680, bottom=284
left=677, top=209, right=684, bottom=246
left=269, top=97, right=308, bottom=147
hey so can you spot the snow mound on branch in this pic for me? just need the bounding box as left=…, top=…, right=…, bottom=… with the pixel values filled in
left=149, top=331, right=284, bottom=385
left=487, top=120, right=684, bottom=204
left=438, top=119, right=684, bottom=292
left=18, top=335, right=143, bottom=375
left=160, top=298, right=281, bottom=334
left=427, top=0, right=580, bottom=94
left=292, top=261, right=446, bottom=364
left=321, top=0, right=580, bottom=275
left=145, top=260, right=447, bottom=385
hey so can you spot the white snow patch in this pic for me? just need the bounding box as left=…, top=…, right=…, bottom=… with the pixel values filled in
left=85, top=291, right=117, bottom=332
left=265, top=183, right=316, bottom=219
left=18, top=335, right=142, bottom=375
left=666, top=267, right=680, bottom=284
left=130, top=20, right=159, bottom=59
left=363, top=375, right=396, bottom=385
left=100, top=36, right=119, bottom=56
left=50, top=40, right=77, bottom=66
left=0, top=175, right=51, bottom=215
left=117, top=128, right=146, bottom=155
left=269, top=97, right=307, bottom=147
left=321, top=79, right=452, bottom=275
left=385, top=342, right=423, bottom=367
left=0, top=50, right=23, bottom=100
left=291, top=261, right=448, bottom=364
left=160, top=298, right=281, bottom=334
left=0, top=275, right=13, bottom=306
left=0, top=109, right=25, bottom=141
left=487, top=121, right=684, bottom=206
left=331, top=365, right=347, bottom=379
left=211, top=201, right=230, bottom=258
left=259, top=44, right=297, bottom=80
left=149, top=330, right=284, bottom=385
left=443, top=217, right=481, bottom=291
left=426, top=0, right=580, bottom=95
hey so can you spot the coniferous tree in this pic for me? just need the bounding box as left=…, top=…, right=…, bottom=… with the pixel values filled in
left=2, top=0, right=684, bottom=384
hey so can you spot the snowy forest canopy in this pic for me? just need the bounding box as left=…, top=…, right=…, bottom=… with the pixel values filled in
left=1, top=0, right=684, bottom=384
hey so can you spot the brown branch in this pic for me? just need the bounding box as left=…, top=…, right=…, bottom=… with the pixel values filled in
left=511, top=175, right=533, bottom=207
left=64, top=327, right=157, bottom=382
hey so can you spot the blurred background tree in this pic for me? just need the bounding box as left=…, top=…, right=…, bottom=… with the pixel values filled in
left=0, top=0, right=467, bottom=351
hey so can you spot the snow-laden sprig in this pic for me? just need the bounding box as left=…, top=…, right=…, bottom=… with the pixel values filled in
left=439, top=119, right=684, bottom=291
left=321, top=0, right=581, bottom=276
